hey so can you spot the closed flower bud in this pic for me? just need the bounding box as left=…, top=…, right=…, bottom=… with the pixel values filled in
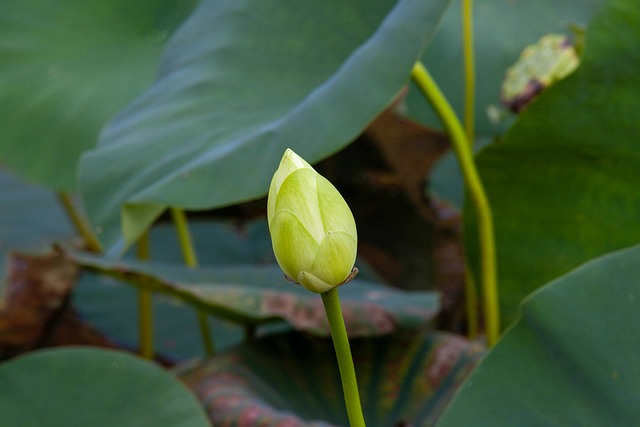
left=267, top=149, right=358, bottom=293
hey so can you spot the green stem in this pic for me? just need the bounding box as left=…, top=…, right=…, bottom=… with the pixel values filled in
left=462, top=0, right=475, bottom=144
left=411, top=62, right=500, bottom=347
left=196, top=310, right=216, bottom=355
left=57, top=192, right=102, bottom=253
left=136, top=230, right=154, bottom=359
left=461, top=0, right=480, bottom=338
left=321, top=287, right=366, bottom=427
left=170, top=207, right=198, bottom=268
left=170, top=207, right=215, bottom=356
left=463, top=261, right=478, bottom=339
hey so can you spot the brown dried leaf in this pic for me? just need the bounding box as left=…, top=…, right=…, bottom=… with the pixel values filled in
left=0, top=250, right=116, bottom=359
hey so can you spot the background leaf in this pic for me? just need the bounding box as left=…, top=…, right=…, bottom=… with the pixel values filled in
left=0, top=169, right=74, bottom=284
left=0, top=347, right=210, bottom=427
left=436, top=244, right=640, bottom=426
left=74, top=271, right=247, bottom=359
left=71, top=248, right=440, bottom=338
left=78, top=0, right=452, bottom=251
left=406, top=0, right=604, bottom=136
left=0, top=251, right=120, bottom=359
left=464, top=0, right=640, bottom=327
left=180, top=331, right=484, bottom=426
left=71, top=217, right=435, bottom=359
left=0, top=0, right=195, bottom=190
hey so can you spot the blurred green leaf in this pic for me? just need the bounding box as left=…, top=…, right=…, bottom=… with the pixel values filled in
left=71, top=250, right=440, bottom=338
left=74, top=271, right=247, bottom=359
left=74, top=218, right=389, bottom=358
left=0, top=0, right=195, bottom=190
left=78, top=0, right=452, bottom=251
left=464, top=0, right=640, bottom=327
left=437, top=244, right=640, bottom=426
left=407, top=0, right=604, bottom=134
left=179, top=330, right=484, bottom=426
left=428, top=136, right=491, bottom=209
left=0, top=169, right=74, bottom=286
left=0, top=347, right=210, bottom=427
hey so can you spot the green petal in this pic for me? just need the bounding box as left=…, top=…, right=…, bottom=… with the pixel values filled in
left=267, top=175, right=277, bottom=226
left=271, top=149, right=315, bottom=204
left=316, top=174, right=357, bottom=240
left=270, top=209, right=319, bottom=279
left=275, top=169, right=324, bottom=242
left=297, top=270, right=335, bottom=293
left=282, top=148, right=314, bottom=172
left=309, top=230, right=357, bottom=286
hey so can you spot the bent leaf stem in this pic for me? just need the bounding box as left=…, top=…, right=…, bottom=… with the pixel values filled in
left=411, top=62, right=499, bottom=346
left=321, top=287, right=366, bottom=427
left=57, top=193, right=158, bottom=357
left=170, top=207, right=216, bottom=356
left=57, top=192, right=102, bottom=253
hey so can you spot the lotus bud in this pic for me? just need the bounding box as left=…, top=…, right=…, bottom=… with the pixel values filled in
left=267, top=149, right=358, bottom=293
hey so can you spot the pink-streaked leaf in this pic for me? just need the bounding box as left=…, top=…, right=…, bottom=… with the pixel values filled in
left=69, top=250, right=439, bottom=337
left=178, top=331, right=484, bottom=426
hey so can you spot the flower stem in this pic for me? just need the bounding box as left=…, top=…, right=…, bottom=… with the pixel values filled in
left=321, top=287, right=366, bottom=427
left=170, top=207, right=215, bottom=356
left=57, top=192, right=102, bottom=253
left=411, top=62, right=500, bottom=346
left=136, top=230, right=154, bottom=359
left=462, top=0, right=475, bottom=144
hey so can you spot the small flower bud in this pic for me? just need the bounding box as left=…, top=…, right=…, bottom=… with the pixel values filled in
left=267, top=149, right=357, bottom=293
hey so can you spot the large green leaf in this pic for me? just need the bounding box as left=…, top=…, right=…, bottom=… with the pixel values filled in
left=436, top=244, right=640, bottom=426
left=179, top=330, right=484, bottom=426
left=464, top=0, right=640, bottom=327
left=407, top=0, right=604, bottom=135
left=0, top=0, right=195, bottom=190
left=0, top=347, right=210, bottom=426
left=78, top=0, right=452, bottom=251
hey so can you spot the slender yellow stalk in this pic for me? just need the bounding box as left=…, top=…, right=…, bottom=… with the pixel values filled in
left=170, top=207, right=215, bottom=356
left=170, top=207, right=198, bottom=268
left=196, top=310, right=216, bottom=355
left=462, top=0, right=475, bottom=144
left=411, top=62, right=499, bottom=346
left=136, top=230, right=154, bottom=359
left=57, top=192, right=102, bottom=253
